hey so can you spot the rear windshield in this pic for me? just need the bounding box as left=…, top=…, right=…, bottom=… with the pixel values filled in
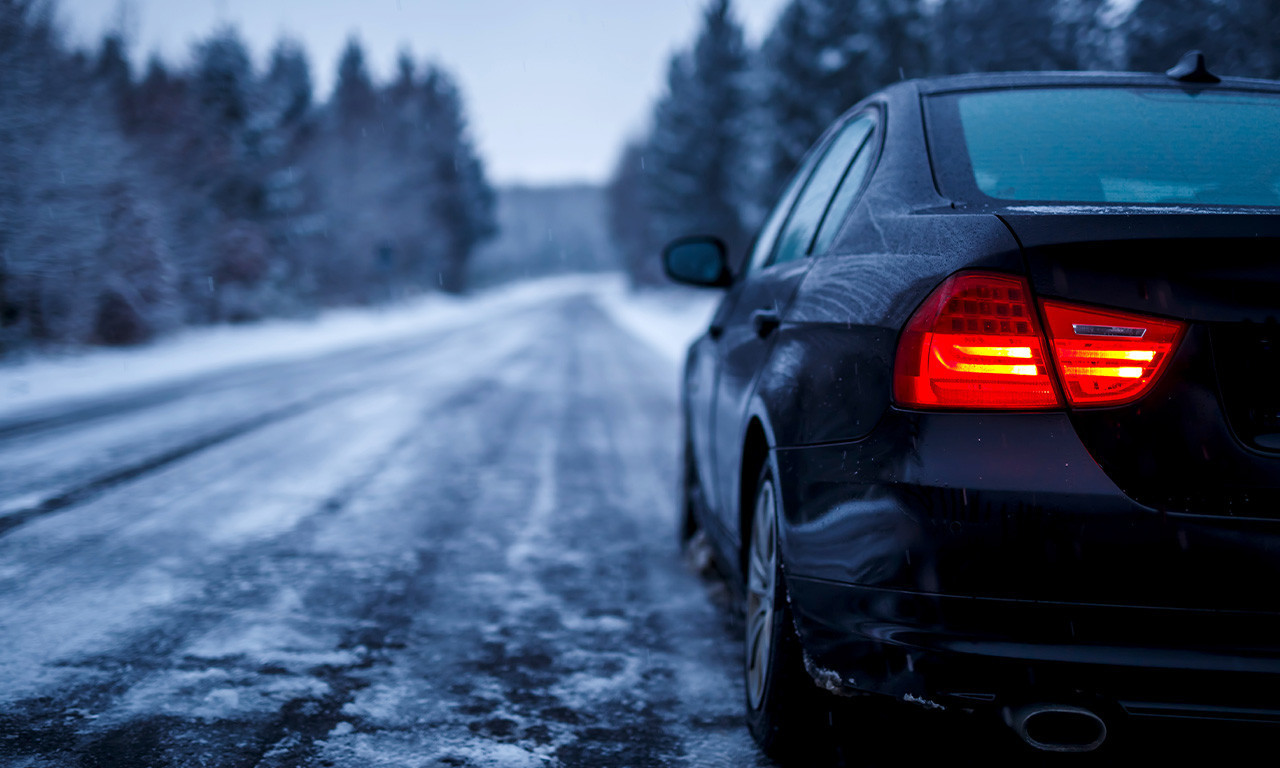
left=931, top=87, right=1280, bottom=207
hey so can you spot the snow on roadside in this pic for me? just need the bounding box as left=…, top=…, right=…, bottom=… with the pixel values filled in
left=594, top=284, right=719, bottom=366
left=0, top=274, right=718, bottom=419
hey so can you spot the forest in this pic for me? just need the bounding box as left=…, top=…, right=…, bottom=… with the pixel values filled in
left=610, top=0, right=1280, bottom=285
left=0, top=0, right=495, bottom=352
left=4, top=0, right=1279, bottom=352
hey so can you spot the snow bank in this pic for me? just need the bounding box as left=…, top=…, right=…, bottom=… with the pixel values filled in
left=593, top=284, right=719, bottom=365
left=0, top=274, right=717, bottom=419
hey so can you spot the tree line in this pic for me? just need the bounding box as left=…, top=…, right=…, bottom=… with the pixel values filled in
left=609, top=0, right=1280, bottom=286
left=0, top=0, right=495, bottom=352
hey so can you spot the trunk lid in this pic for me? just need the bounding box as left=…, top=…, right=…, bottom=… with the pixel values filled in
left=1002, top=209, right=1280, bottom=518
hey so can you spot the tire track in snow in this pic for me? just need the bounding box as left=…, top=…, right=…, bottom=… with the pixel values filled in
left=0, top=319, right=548, bottom=765
left=307, top=296, right=765, bottom=768
left=0, top=307, right=547, bottom=539
left=0, top=384, right=361, bottom=538
left=0, top=303, right=554, bottom=443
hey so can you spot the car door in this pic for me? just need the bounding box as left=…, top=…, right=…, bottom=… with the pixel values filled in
left=687, top=144, right=822, bottom=522
left=710, top=113, right=878, bottom=536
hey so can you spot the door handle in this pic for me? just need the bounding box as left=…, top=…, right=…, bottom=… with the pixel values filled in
left=751, top=310, right=780, bottom=338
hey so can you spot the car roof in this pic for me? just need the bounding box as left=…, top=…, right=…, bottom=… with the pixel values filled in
left=906, top=70, right=1280, bottom=96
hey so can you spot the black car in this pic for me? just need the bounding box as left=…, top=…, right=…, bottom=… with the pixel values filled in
left=664, top=53, right=1280, bottom=759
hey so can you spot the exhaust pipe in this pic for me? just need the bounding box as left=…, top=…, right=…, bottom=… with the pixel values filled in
left=1007, top=704, right=1107, bottom=753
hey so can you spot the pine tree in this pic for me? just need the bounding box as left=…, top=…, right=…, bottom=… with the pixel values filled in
left=606, top=141, right=663, bottom=287
left=95, top=183, right=179, bottom=344
left=755, top=0, right=860, bottom=205
left=378, top=52, right=432, bottom=297
left=133, top=57, right=185, bottom=134
left=857, top=0, right=931, bottom=86
left=1, top=0, right=147, bottom=344
left=753, top=0, right=932, bottom=207
left=93, top=32, right=134, bottom=126
left=419, top=66, right=496, bottom=293
left=257, top=38, right=319, bottom=309
left=931, top=0, right=1088, bottom=75
left=643, top=0, right=753, bottom=261
left=194, top=26, right=252, bottom=132
left=310, top=37, right=388, bottom=304
left=334, top=37, right=377, bottom=138
left=265, top=38, right=312, bottom=126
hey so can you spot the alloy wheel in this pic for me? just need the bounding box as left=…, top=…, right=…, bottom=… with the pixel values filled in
left=745, top=477, right=778, bottom=711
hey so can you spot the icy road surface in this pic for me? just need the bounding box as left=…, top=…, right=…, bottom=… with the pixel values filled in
left=0, top=283, right=767, bottom=767
left=0, top=280, right=1245, bottom=766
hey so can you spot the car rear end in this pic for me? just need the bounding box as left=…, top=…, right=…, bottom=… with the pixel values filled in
left=781, top=76, right=1280, bottom=746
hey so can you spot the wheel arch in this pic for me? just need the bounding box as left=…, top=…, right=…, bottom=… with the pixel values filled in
left=738, top=404, right=780, bottom=578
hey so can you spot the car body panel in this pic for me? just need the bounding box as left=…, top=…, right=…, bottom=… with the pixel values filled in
left=786, top=575, right=1280, bottom=719
left=685, top=326, right=722, bottom=515
left=775, top=213, right=1025, bottom=447
left=711, top=258, right=813, bottom=536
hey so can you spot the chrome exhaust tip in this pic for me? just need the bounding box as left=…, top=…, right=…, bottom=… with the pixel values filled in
left=1007, top=704, right=1108, bottom=753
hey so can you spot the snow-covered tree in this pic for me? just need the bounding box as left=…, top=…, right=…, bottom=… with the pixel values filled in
left=755, top=0, right=858, bottom=205
left=0, top=2, right=501, bottom=352
left=93, top=31, right=134, bottom=125
left=265, top=38, right=312, bottom=126
left=607, top=141, right=664, bottom=287
left=643, top=0, right=754, bottom=261
left=94, top=183, right=179, bottom=344
left=194, top=26, right=252, bottom=133
left=419, top=65, right=496, bottom=293
left=1, top=1, right=157, bottom=346
left=334, top=37, right=378, bottom=138
left=755, top=0, right=931, bottom=206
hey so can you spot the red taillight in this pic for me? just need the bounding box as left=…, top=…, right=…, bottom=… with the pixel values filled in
left=893, top=271, right=1187, bottom=410
left=1040, top=300, right=1185, bottom=406
left=893, top=273, right=1058, bottom=409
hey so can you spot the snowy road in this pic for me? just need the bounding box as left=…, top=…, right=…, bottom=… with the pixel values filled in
left=0, top=290, right=774, bottom=767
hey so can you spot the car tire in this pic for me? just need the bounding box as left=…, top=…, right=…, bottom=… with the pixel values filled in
left=743, top=465, right=835, bottom=762
left=678, top=432, right=700, bottom=546
left=678, top=432, right=716, bottom=576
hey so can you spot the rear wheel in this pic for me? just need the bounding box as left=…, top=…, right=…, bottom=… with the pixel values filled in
left=744, top=466, right=834, bottom=761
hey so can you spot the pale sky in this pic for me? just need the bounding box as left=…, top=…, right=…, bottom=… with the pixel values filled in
left=60, top=0, right=788, bottom=185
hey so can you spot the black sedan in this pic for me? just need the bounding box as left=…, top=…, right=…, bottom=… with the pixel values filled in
left=664, top=53, right=1280, bottom=759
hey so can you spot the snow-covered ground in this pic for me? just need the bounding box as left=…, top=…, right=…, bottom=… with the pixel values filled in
left=0, top=274, right=718, bottom=420
left=600, top=283, right=721, bottom=365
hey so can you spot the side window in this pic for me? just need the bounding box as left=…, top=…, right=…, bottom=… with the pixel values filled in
left=744, top=141, right=825, bottom=275
left=811, top=121, right=879, bottom=256
left=769, top=115, right=874, bottom=268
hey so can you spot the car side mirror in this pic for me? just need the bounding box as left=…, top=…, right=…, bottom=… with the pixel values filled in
left=662, top=236, right=732, bottom=288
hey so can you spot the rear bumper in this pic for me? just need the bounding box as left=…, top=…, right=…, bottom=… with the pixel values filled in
left=788, top=577, right=1280, bottom=721
left=774, top=410, right=1280, bottom=720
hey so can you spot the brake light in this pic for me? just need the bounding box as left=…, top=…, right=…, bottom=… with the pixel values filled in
left=1040, top=301, right=1185, bottom=406
left=893, top=271, right=1187, bottom=410
left=893, top=273, right=1058, bottom=409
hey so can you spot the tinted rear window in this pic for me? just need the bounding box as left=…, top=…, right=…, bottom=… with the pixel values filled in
left=933, top=87, right=1280, bottom=206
